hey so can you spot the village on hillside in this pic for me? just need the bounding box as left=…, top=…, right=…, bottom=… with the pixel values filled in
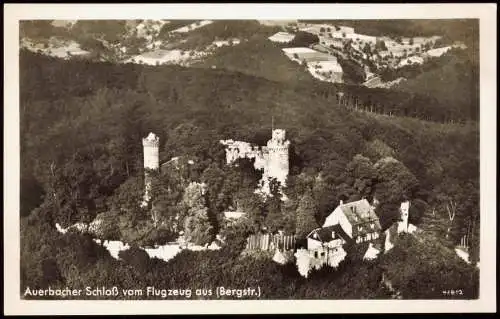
left=267, top=22, right=467, bottom=87
left=20, top=19, right=468, bottom=88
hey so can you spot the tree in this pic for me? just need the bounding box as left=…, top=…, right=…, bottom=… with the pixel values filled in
left=345, top=154, right=376, bottom=200
left=109, top=175, right=146, bottom=217
left=279, top=198, right=298, bottom=234
left=21, top=168, right=45, bottom=217
left=312, top=174, right=337, bottom=224
left=373, top=157, right=419, bottom=228
left=219, top=219, right=254, bottom=257
left=150, top=170, right=184, bottom=231
left=428, top=177, right=479, bottom=250
left=290, top=31, right=320, bottom=47
left=118, top=246, right=151, bottom=273
left=179, top=181, right=207, bottom=226
left=408, top=198, right=428, bottom=225
left=94, top=210, right=121, bottom=240
left=264, top=178, right=284, bottom=232
left=201, top=163, right=228, bottom=230
left=184, top=207, right=213, bottom=246
left=295, top=192, right=319, bottom=238
left=379, top=233, right=479, bottom=299
left=374, top=157, right=418, bottom=202
left=45, top=147, right=107, bottom=227
left=235, top=191, right=266, bottom=232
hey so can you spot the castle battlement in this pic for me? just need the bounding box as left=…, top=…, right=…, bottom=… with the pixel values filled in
left=143, top=132, right=160, bottom=148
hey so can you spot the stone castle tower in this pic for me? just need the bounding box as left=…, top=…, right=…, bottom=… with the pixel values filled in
left=141, top=132, right=159, bottom=206
left=263, top=129, right=290, bottom=187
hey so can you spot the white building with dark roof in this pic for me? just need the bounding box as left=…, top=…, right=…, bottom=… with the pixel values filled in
left=323, top=198, right=382, bottom=244
left=306, top=224, right=351, bottom=269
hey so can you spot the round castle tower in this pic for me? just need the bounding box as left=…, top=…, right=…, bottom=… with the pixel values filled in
left=143, top=132, right=160, bottom=171
left=142, top=132, right=159, bottom=206
left=265, top=129, right=290, bottom=186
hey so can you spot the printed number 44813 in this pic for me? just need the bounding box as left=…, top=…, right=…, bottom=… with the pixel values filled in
left=442, top=289, right=464, bottom=296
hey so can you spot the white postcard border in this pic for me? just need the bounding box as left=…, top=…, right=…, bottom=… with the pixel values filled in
left=3, top=3, right=497, bottom=315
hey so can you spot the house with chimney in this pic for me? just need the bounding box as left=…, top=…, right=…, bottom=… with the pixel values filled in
left=305, top=198, right=385, bottom=268
left=306, top=224, right=352, bottom=269
left=323, top=199, right=382, bottom=244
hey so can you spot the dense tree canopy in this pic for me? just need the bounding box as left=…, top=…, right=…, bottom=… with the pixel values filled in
left=20, top=49, right=479, bottom=299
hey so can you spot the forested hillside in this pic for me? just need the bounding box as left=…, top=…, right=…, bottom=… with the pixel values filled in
left=394, top=50, right=479, bottom=121
left=167, top=20, right=280, bottom=49
left=193, top=37, right=316, bottom=85
left=20, top=50, right=479, bottom=299
left=299, top=19, right=479, bottom=48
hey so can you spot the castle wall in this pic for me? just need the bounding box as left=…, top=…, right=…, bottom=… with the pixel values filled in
left=220, top=129, right=290, bottom=196
left=219, top=140, right=266, bottom=171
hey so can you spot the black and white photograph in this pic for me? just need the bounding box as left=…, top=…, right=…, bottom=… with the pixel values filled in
left=4, top=3, right=497, bottom=315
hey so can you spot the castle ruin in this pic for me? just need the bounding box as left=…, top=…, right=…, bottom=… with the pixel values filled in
left=220, top=129, right=290, bottom=196
left=140, top=129, right=291, bottom=206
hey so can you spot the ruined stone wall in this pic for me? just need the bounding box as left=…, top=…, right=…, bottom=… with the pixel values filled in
left=220, top=129, right=290, bottom=196
left=219, top=139, right=266, bottom=171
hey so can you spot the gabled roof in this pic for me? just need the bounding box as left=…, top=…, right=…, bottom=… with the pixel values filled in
left=340, top=199, right=377, bottom=223
left=338, top=199, right=382, bottom=237
left=307, top=224, right=352, bottom=244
